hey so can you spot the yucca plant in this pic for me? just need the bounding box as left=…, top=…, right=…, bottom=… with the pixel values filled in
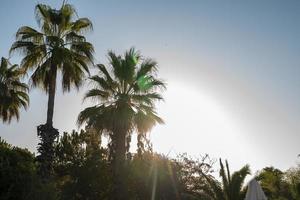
left=78, top=48, right=165, bottom=200
left=10, top=3, right=94, bottom=179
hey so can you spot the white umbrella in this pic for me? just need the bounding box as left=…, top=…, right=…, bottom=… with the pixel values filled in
left=245, top=179, right=267, bottom=200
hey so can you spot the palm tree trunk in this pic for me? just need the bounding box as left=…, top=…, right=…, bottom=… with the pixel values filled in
left=46, top=67, right=57, bottom=126
left=37, top=66, right=58, bottom=180
left=112, top=128, right=128, bottom=200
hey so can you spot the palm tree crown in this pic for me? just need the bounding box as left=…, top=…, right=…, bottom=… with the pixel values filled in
left=10, top=3, right=94, bottom=126
left=0, top=57, right=29, bottom=123
left=78, top=48, right=165, bottom=152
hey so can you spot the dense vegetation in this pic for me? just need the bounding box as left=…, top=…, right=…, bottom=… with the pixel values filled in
left=0, top=3, right=299, bottom=200
left=0, top=134, right=299, bottom=200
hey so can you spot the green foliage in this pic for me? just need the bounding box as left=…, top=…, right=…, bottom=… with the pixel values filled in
left=128, top=152, right=180, bottom=199
left=53, top=130, right=215, bottom=200
left=256, top=166, right=296, bottom=200
left=285, top=165, right=300, bottom=199
left=0, top=137, right=58, bottom=200
left=0, top=57, right=29, bottom=123
left=1, top=136, right=299, bottom=200
left=127, top=152, right=215, bottom=200
left=174, top=154, right=215, bottom=200
left=204, top=159, right=251, bottom=200
left=55, top=129, right=111, bottom=199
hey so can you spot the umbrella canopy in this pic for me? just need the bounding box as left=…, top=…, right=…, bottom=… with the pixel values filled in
left=245, top=179, right=267, bottom=200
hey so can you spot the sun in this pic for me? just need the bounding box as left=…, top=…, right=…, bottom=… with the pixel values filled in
left=150, top=81, right=242, bottom=159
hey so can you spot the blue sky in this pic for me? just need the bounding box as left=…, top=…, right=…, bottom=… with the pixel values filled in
left=0, top=0, right=299, bottom=173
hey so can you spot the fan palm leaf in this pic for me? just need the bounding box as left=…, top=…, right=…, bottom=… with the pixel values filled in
left=0, top=57, right=29, bottom=123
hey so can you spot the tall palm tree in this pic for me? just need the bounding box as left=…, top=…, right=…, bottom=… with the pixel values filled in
left=0, top=57, right=29, bottom=123
left=78, top=48, right=165, bottom=200
left=10, top=3, right=94, bottom=178
left=204, top=159, right=250, bottom=200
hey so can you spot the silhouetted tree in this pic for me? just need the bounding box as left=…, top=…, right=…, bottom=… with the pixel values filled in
left=55, top=129, right=111, bottom=199
left=78, top=48, right=165, bottom=200
left=10, top=3, right=94, bottom=179
left=204, top=159, right=250, bottom=200
left=0, top=137, right=58, bottom=200
left=127, top=152, right=180, bottom=199
left=174, top=154, right=215, bottom=199
left=0, top=57, right=29, bottom=123
left=3, top=133, right=299, bottom=200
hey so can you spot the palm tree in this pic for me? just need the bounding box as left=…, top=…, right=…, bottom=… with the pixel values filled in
left=204, top=159, right=250, bottom=200
left=0, top=57, right=29, bottom=123
left=10, top=3, right=94, bottom=178
left=78, top=48, right=165, bottom=200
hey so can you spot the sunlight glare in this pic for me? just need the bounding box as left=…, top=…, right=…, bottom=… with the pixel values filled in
left=151, top=81, right=242, bottom=160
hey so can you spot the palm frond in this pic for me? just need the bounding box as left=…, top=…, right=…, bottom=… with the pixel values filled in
left=137, top=58, right=158, bottom=79
left=0, top=57, right=29, bottom=123
left=72, top=18, right=93, bottom=33
left=89, top=75, right=116, bottom=92
left=108, top=50, right=122, bottom=82
left=35, top=4, right=51, bottom=32
left=96, top=64, right=113, bottom=82
left=30, top=58, right=51, bottom=91
left=71, top=41, right=94, bottom=62
left=15, top=26, right=44, bottom=43
left=83, top=89, right=109, bottom=102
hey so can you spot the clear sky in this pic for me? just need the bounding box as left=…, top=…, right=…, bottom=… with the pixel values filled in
left=0, top=0, right=299, bottom=174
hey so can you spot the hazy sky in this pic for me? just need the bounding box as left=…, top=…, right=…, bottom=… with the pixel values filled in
left=0, top=0, right=299, bottom=174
